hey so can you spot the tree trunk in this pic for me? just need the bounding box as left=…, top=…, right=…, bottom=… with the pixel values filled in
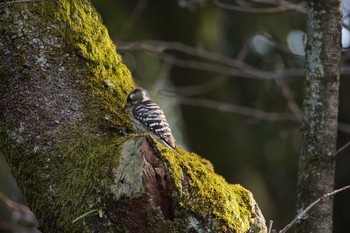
left=0, top=1, right=266, bottom=232
left=296, top=0, right=341, bottom=232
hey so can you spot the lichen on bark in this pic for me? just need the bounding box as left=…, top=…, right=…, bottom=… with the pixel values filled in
left=296, top=0, right=341, bottom=232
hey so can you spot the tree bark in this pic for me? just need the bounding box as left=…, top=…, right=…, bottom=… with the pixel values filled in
left=296, top=0, right=341, bottom=232
left=0, top=1, right=266, bottom=232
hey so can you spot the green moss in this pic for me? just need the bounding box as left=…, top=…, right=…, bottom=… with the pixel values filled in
left=0, top=124, right=121, bottom=232
left=57, top=0, right=134, bottom=127
left=157, top=143, right=254, bottom=232
left=34, top=0, right=135, bottom=127
left=52, top=131, right=120, bottom=231
left=2, top=0, right=134, bottom=128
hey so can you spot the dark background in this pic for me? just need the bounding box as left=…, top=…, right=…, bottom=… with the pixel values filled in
left=1, top=1, right=350, bottom=232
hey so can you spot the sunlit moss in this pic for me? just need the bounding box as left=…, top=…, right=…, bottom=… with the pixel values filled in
left=48, top=0, right=134, bottom=127
left=157, top=142, right=255, bottom=232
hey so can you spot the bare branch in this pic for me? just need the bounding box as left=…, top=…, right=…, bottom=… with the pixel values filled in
left=212, top=0, right=306, bottom=14
left=342, top=22, right=350, bottom=33
left=260, top=33, right=305, bottom=55
left=163, top=90, right=350, bottom=134
left=169, top=76, right=229, bottom=96
left=0, top=0, right=40, bottom=5
left=274, top=78, right=303, bottom=122
left=118, top=40, right=350, bottom=79
left=121, top=0, right=148, bottom=33
left=167, top=56, right=304, bottom=79
left=118, top=41, right=306, bottom=79
left=166, top=94, right=299, bottom=122
left=331, top=140, right=350, bottom=160
left=267, top=220, right=274, bottom=233
left=235, top=39, right=251, bottom=63
left=167, top=42, right=249, bottom=96
left=279, top=185, right=350, bottom=233
left=118, top=40, right=242, bottom=67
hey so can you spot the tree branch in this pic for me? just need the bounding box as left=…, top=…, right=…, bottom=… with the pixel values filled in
left=168, top=76, right=229, bottom=96
left=212, top=0, right=306, bottom=14
left=167, top=94, right=299, bottom=122
left=331, top=140, right=350, bottom=160
left=118, top=40, right=306, bottom=80
left=0, top=0, right=39, bottom=5
left=274, top=78, right=303, bottom=122
left=118, top=40, right=350, bottom=80
left=279, top=185, right=350, bottom=233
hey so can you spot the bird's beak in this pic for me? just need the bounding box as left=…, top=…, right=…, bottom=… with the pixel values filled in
left=123, top=103, right=131, bottom=110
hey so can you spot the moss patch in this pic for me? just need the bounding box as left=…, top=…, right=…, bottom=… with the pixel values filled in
left=0, top=124, right=122, bottom=232
left=62, top=1, right=134, bottom=125
left=158, top=144, right=254, bottom=232
left=36, top=129, right=121, bottom=232
left=36, top=0, right=135, bottom=127
left=57, top=133, right=119, bottom=230
left=60, top=0, right=134, bottom=127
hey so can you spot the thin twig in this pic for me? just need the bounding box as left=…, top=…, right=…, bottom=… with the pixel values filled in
left=235, top=39, right=251, bottom=63
left=267, top=220, right=274, bottom=233
left=117, top=40, right=350, bottom=79
left=343, top=22, right=350, bottom=31
left=0, top=0, right=39, bottom=5
left=164, top=92, right=350, bottom=133
left=121, top=0, right=148, bottom=33
left=274, top=78, right=303, bottom=122
left=117, top=40, right=243, bottom=67
left=212, top=0, right=306, bottom=14
left=278, top=185, right=350, bottom=233
left=167, top=94, right=299, bottom=122
left=170, top=76, right=229, bottom=96
left=261, top=33, right=304, bottom=55
left=158, top=53, right=304, bottom=80
left=331, top=140, right=350, bottom=160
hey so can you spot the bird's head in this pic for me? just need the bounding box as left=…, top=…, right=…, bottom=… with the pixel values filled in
left=124, top=87, right=150, bottom=109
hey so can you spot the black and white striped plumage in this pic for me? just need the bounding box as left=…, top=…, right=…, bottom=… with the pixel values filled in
left=124, top=88, right=177, bottom=151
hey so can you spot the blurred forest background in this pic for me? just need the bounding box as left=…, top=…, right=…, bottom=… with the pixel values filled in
left=1, top=0, right=350, bottom=232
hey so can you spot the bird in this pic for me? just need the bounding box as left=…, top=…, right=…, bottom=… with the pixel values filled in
left=124, top=87, right=178, bottom=152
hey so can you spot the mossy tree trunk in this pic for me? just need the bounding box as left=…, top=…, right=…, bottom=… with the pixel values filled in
left=296, top=0, right=341, bottom=232
left=0, top=1, right=266, bottom=232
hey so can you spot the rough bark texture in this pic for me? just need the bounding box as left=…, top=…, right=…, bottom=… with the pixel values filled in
left=0, top=1, right=266, bottom=232
left=296, top=0, right=341, bottom=232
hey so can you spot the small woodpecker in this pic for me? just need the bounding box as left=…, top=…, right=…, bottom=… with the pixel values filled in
left=124, top=87, right=178, bottom=152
